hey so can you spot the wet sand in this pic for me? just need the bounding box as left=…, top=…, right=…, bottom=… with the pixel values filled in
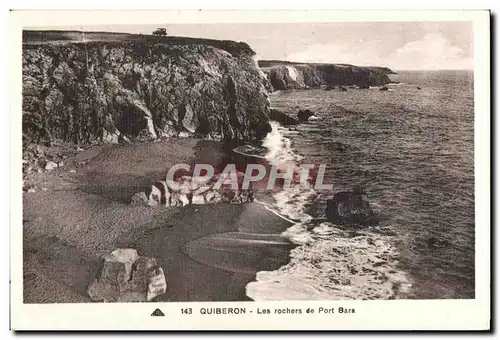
left=22, top=138, right=293, bottom=303
left=116, top=203, right=293, bottom=302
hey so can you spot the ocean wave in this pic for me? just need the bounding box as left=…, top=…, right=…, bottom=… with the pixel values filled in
left=247, top=220, right=412, bottom=300
left=262, top=122, right=303, bottom=166
left=246, top=121, right=412, bottom=301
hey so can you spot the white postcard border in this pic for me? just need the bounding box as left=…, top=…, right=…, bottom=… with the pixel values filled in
left=10, top=9, right=490, bottom=331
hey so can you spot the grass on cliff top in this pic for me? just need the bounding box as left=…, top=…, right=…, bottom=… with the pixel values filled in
left=22, top=30, right=255, bottom=56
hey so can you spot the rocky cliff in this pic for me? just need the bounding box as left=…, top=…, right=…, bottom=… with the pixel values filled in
left=258, top=60, right=395, bottom=91
left=22, top=32, right=271, bottom=146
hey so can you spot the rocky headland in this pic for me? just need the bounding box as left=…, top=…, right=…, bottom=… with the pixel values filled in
left=23, top=31, right=272, bottom=146
left=258, top=60, right=396, bottom=92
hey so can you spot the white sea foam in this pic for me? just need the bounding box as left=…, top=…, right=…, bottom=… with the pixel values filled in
left=246, top=122, right=412, bottom=300
left=246, top=224, right=413, bottom=300
left=262, top=122, right=303, bottom=166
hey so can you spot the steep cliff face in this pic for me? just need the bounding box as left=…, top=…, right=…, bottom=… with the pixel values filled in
left=23, top=35, right=271, bottom=145
left=258, top=60, right=395, bottom=91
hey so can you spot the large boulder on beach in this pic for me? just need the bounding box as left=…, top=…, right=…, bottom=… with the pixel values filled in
left=87, top=248, right=167, bottom=302
left=325, top=189, right=378, bottom=226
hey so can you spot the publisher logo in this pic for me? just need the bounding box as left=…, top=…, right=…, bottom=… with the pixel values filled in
left=151, top=308, right=165, bottom=317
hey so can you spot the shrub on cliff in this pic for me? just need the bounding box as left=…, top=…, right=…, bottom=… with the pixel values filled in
left=152, top=28, right=167, bottom=36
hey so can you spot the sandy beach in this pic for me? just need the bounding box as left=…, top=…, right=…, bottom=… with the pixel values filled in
left=22, top=138, right=294, bottom=303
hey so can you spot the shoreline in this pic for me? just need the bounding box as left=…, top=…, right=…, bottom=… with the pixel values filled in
left=22, top=137, right=295, bottom=303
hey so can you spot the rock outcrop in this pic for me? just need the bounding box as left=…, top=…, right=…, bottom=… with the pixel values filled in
left=138, top=174, right=255, bottom=207
left=269, top=108, right=300, bottom=126
left=297, top=109, right=315, bottom=122
left=22, top=32, right=271, bottom=145
left=258, top=60, right=395, bottom=92
left=325, top=189, right=378, bottom=226
left=269, top=108, right=316, bottom=126
left=88, top=248, right=167, bottom=302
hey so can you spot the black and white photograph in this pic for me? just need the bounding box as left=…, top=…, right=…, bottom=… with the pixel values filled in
left=10, top=9, right=490, bottom=331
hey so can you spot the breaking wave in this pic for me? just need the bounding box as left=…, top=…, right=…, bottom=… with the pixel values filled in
left=246, top=122, right=412, bottom=300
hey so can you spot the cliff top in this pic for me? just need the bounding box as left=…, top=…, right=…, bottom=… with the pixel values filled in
left=258, top=60, right=396, bottom=74
left=22, top=30, right=256, bottom=56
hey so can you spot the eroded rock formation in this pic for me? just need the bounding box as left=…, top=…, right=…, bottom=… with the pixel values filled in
left=135, top=173, right=255, bottom=207
left=88, top=248, right=167, bottom=302
left=325, top=189, right=379, bottom=226
left=258, top=60, right=395, bottom=92
left=23, top=33, right=271, bottom=145
left=268, top=108, right=300, bottom=126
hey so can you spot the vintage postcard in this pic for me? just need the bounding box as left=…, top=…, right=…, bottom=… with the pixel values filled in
left=10, top=9, right=490, bottom=331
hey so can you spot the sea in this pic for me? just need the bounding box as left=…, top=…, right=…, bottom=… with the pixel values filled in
left=245, top=70, right=475, bottom=300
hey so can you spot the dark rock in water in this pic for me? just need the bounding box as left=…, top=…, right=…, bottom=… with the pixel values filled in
left=339, top=86, right=348, bottom=92
left=427, top=237, right=450, bottom=249
left=297, top=109, right=315, bottom=122
left=417, top=86, right=422, bottom=90
left=379, top=86, right=389, bottom=91
left=251, top=120, right=273, bottom=141
left=332, top=141, right=348, bottom=152
left=268, top=108, right=299, bottom=126
left=325, top=188, right=378, bottom=226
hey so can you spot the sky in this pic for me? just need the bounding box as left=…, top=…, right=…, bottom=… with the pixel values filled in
left=31, top=22, right=473, bottom=70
